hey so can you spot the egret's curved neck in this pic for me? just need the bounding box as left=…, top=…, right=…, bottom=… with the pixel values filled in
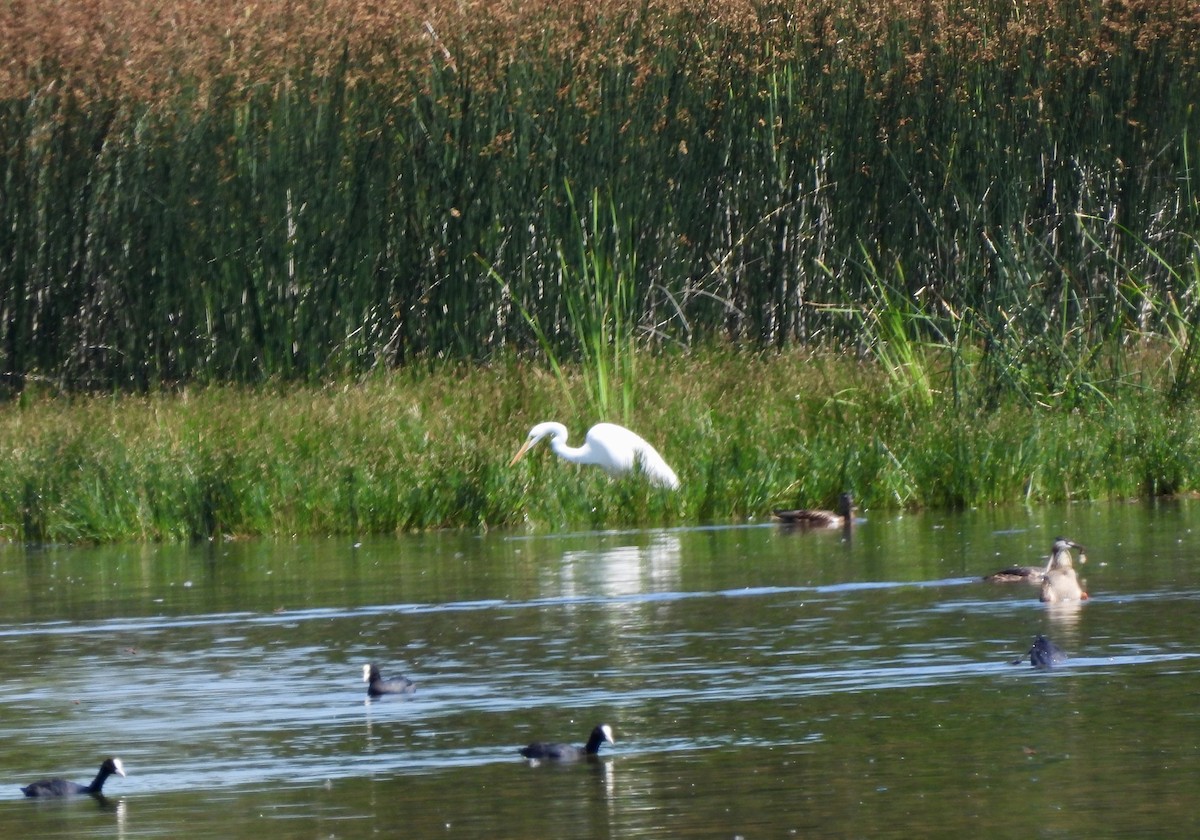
left=549, top=432, right=596, bottom=465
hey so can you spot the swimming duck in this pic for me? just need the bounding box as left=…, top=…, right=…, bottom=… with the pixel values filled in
left=983, top=564, right=1046, bottom=584
left=773, top=493, right=855, bottom=529
left=20, top=758, right=125, bottom=798
left=1039, top=537, right=1088, bottom=603
left=984, top=536, right=1086, bottom=586
left=519, top=724, right=613, bottom=761
left=1012, top=634, right=1067, bottom=669
left=363, top=664, right=416, bottom=697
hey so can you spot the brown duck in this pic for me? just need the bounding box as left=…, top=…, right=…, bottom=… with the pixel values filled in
left=773, top=493, right=855, bottom=529
left=1039, top=537, right=1088, bottom=603
left=984, top=536, right=1086, bottom=589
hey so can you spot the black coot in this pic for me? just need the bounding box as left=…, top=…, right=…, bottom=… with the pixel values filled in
left=1013, top=634, right=1067, bottom=669
left=21, top=758, right=125, bottom=797
left=363, top=664, right=415, bottom=697
left=519, top=724, right=613, bottom=760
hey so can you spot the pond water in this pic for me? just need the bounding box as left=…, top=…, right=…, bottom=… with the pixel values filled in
left=1, top=500, right=1199, bottom=838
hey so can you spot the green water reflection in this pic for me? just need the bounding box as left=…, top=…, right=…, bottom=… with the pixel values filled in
left=1, top=501, right=1199, bottom=837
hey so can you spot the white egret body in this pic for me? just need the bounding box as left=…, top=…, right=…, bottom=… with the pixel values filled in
left=510, top=422, right=680, bottom=490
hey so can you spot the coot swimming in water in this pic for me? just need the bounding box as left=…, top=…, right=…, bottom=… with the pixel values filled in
left=519, top=724, right=614, bottom=760
left=1013, top=635, right=1067, bottom=669
left=21, top=758, right=125, bottom=797
left=363, top=664, right=415, bottom=697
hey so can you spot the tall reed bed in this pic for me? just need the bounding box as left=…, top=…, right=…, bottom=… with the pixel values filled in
left=1, top=0, right=1197, bottom=402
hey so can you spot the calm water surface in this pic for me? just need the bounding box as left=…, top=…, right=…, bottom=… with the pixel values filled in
left=2, top=501, right=1200, bottom=838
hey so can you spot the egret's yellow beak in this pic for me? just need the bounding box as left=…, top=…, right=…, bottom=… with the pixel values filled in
left=509, top=438, right=536, bottom=467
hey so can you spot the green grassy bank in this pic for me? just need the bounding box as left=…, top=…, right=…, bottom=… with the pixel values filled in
left=1, top=349, right=1197, bottom=543
left=3, top=2, right=1200, bottom=542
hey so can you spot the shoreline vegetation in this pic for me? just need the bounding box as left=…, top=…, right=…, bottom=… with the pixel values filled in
left=2, top=349, right=1200, bottom=543
left=2, top=1, right=1199, bottom=541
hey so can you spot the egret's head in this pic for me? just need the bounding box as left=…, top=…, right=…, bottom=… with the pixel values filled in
left=509, top=422, right=561, bottom=466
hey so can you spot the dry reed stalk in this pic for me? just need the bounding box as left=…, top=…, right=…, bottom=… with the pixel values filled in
left=4, top=1, right=1196, bottom=106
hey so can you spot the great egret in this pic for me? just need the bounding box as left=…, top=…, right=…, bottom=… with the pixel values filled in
left=509, top=422, right=680, bottom=489
left=1039, top=536, right=1087, bottom=602
left=519, top=724, right=614, bottom=761
left=772, top=492, right=855, bottom=528
left=363, top=664, right=415, bottom=697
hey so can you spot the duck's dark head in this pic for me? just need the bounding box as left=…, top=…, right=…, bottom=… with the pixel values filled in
left=838, top=493, right=855, bottom=517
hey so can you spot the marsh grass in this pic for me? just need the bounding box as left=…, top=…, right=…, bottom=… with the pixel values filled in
left=491, top=185, right=647, bottom=423
left=557, top=188, right=642, bottom=422
left=2, top=1, right=1200, bottom=538
left=0, top=350, right=1198, bottom=543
